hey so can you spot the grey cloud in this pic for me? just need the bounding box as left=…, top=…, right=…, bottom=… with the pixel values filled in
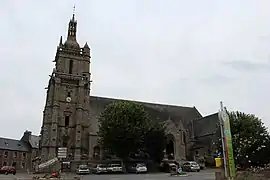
left=1, top=0, right=270, bottom=139
left=199, top=75, right=235, bottom=84
left=223, top=60, right=270, bottom=72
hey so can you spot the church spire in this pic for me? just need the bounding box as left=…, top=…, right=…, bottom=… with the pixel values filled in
left=64, top=5, right=80, bottom=49
left=67, top=5, right=77, bottom=41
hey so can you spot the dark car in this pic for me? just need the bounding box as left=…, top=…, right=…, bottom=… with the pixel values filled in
left=159, top=160, right=179, bottom=172
left=90, top=164, right=108, bottom=174
left=0, top=166, right=16, bottom=175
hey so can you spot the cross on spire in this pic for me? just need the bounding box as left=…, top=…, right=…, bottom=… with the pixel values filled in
left=73, top=5, right=76, bottom=15
left=71, top=5, right=76, bottom=22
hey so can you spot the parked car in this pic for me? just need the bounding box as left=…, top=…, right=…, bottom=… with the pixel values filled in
left=182, top=161, right=200, bottom=172
left=91, top=164, right=108, bottom=174
left=107, top=164, right=123, bottom=173
left=128, top=163, right=147, bottom=173
left=159, top=160, right=179, bottom=172
left=76, top=165, right=90, bottom=175
left=0, top=166, right=16, bottom=175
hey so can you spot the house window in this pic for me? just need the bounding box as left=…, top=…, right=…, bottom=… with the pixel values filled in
left=4, top=151, right=8, bottom=158
left=21, top=162, right=25, bottom=168
left=3, top=162, right=7, bottom=166
left=14, top=152, right=17, bottom=158
left=67, top=92, right=71, bottom=97
left=12, top=162, right=16, bottom=167
left=22, top=152, right=26, bottom=159
left=69, top=60, right=73, bottom=74
left=65, top=116, right=70, bottom=127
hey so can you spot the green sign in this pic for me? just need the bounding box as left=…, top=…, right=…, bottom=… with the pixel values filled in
left=221, top=111, right=236, bottom=178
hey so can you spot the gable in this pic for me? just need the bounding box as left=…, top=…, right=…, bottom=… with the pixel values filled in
left=193, top=113, right=219, bottom=137
left=29, top=135, right=40, bottom=149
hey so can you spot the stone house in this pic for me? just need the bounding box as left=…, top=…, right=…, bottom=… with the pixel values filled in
left=0, top=131, right=40, bottom=172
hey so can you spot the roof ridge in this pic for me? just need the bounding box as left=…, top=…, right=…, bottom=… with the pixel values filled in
left=0, top=137, right=20, bottom=141
left=90, top=95, right=195, bottom=109
left=195, top=112, right=218, bottom=121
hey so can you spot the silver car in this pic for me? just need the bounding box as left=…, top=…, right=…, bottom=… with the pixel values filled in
left=76, top=165, right=90, bottom=175
left=106, top=164, right=123, bottom=173
left=183, top=161, right=200, bottom=172
left=111, top=164, right=123, bottom=173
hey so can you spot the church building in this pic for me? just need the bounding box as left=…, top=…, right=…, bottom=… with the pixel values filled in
left=39, top=13, right=219, bottom=167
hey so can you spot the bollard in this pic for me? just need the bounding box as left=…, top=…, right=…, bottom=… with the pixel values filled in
left=215, top=172, right=226, bottom=180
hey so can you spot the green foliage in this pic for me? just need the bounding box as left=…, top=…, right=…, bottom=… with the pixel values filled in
left=98, top=100, right=166, bottom=162
left=215, top=111, right=270, bottom=167
left=98, top=101, right=149, bottom=159
left=144, top=121, right=167, bottom=163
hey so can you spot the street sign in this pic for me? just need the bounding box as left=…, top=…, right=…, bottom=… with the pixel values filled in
left=58, top=147, right=67, bottom=158
left=218, top=102, right=236, bottom=178
left=38, top=157, right=58, bottom=169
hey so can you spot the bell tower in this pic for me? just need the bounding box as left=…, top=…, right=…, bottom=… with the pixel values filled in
left=40, top=13, right=91, bottom=162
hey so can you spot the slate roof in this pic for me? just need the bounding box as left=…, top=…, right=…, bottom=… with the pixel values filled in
left=193, top=113, right=219, bottom=138
left=89, top=96, right=202, bottom=128
left=29, top=135, right=40, bottom=149
left=0, top=137, right=29, bottom=152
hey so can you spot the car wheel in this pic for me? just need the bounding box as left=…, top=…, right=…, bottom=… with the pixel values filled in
left=197, top=170, right=200, bottom=172
left=13, top=172, right=16, bottom=175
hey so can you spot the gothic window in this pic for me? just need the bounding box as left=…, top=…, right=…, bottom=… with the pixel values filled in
left=12, top=162, right=16, bottom=167
left=69, top=60, right=73, bottom=74
left=3, top=162, right=6, bottom=166
left=93, top=146, right=100, bottom=159
left=4, top=151, right=8, bottom=158
left=22, top=152, right=26, bottom=159
left=183, top=132, right=186, bottom=144
left=65, top=116, right=70, bottom=127
left=63, top=140, right=68, bottom=147
left=67, top=92, right=71, bottom=97
left=14, top=152, right=17, bottom=158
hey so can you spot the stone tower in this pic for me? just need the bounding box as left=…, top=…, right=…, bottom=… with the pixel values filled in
left=40, top=13, right=91, bottom=162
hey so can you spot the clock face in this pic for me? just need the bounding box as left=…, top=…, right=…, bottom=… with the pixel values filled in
left=66, top=97, right=72, bottom=102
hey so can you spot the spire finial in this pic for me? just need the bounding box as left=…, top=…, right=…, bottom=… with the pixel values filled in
left=73, top=5, right=76, bottom=14
left=71, top=5, right=76, bottom=21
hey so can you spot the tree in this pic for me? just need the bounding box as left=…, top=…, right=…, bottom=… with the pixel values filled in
left=144, top=121, right=167, bottom=163
left=98, top=101, right=150, bottom=160
left=215, top=111, right=270, bottom=167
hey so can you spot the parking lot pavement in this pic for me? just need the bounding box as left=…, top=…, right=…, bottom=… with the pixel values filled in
left=0, top=174, right=20, bottom=180
left=9, top=170, right=216, bottom=180
left=79, top=171, right=215, bottom=180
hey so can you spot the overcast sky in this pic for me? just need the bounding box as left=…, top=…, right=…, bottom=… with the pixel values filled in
left=1, top=0, right=270, bottom=139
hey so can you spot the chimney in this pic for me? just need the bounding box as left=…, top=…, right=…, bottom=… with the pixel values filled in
left=21, top=130, right=32, bottom=142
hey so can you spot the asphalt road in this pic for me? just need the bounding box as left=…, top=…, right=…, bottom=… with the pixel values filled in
left=79, top=172, right=215, bottom=180
left=0, top=171, right=215, bottom=180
